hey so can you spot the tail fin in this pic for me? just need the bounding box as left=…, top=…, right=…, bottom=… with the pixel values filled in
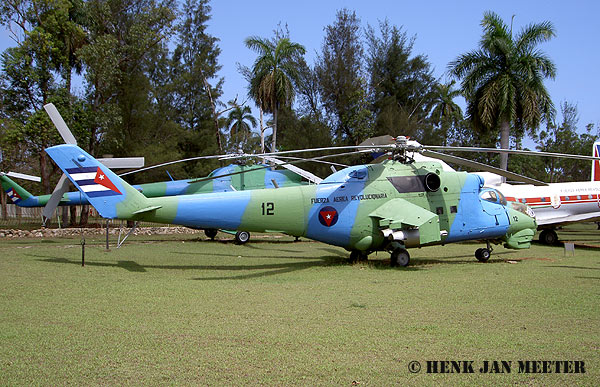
left=0, top=174, right=34, bottom=205
left=44, top=144, right=158, bottom=219
left=593, top=142, right=600, bottom=182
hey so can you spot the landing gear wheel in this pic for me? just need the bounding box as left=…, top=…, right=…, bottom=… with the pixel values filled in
left=475, top=248, right=491, bottom=262
left=349, top=250, right=368, bottom=263
left=539, top=229, right=558, bottom=245
left=234, top=231, right=250, bottom=244
left=204, top=228, right=218, bottom=240
left=390, top=249, right=410, bottom=267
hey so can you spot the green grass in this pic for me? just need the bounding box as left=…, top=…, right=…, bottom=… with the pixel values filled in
left=1, top=225, right=599, bottom=385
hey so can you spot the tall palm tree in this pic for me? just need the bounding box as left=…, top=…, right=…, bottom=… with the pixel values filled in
left=245, top=36, right=306, bottom=152
left=226, top=104, right=257, bottom=151
left=429, top=81, right=463, bottom=146
left=448, top=11, right=556, bottom=170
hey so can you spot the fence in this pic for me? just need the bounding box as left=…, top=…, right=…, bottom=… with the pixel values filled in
left=0, top=204, right=171, bottom=229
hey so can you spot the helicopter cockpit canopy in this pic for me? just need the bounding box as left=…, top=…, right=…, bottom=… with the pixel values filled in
left=479, top=188, right=507, bottom=206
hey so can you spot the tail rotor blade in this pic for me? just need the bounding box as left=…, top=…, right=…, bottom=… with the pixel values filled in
left=42, top=174, right=71, bottom=222
left=5, top=172, right=41, bottom=182
left=43, top=103, right=77, bottom=144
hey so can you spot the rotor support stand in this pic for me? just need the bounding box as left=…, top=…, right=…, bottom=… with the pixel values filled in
left=105, top=219, right=110, bottom=250
left=117, top=221, right=138, bottom=248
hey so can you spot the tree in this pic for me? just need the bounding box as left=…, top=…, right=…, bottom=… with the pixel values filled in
left=366, top=20, right=435, bottom=140
left=226, top=103, right=257, bottom=152
left=245, top=35, right=306, bottom=152
left=0, top=0, right=86, bottom=193
left=315, top=9, right=372, bottom=145
left=535, top=102, right=599, bottom=182
left=428, top=81, right=463, bottom=145
left=448, top=11, right=556, bottom=171
left=77, top=0, right=176, bottom=158
left=172, top=0, right=223, bottom=157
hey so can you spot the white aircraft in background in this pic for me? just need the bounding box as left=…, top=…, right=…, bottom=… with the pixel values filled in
left=476, top=142, right=600, bottom=244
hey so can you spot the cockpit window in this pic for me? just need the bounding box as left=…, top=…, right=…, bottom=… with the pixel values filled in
left=496, top=190, right=507, bottom=205
left=480, top=189, right=507, bottom=205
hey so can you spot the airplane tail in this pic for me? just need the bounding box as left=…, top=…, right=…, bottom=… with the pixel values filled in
left=44, top=144, right=158, bottom=219
left=593, top=142, right=600, bottom=181
left=0, top=174, right=34, bottom=205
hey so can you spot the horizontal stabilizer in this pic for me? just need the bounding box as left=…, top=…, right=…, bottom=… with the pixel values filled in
left=132, top=205, right=162, bottom=215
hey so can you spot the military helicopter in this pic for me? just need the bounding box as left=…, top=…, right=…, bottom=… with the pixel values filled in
left=1, top=162, right=310, bottom=243
left=8, top=104, right=319, bottom=244
left=43, top=136, right=541, bottom=267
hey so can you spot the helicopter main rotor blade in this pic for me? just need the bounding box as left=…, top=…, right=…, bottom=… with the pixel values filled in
left=269, top=155, right=348, bottom=168
left=120, top=145, right=386, bottom=177
left=262, top=156, right=323, bottom=184
left=188, top=149, right=373, bottom=184
left=421, top=150, right=548, bottom=186
left=423, top=145, right=600, bottom=162
left=42, top=174, right=71, bottom=223
left=358, top=135, right=395, bottom=146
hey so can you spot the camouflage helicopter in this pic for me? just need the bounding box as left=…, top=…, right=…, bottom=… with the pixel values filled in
left=43, top=136, right=541, bottom=267
left=1, top=162, right=310, bottom=243
left=2, top=104, right=321, bottom=244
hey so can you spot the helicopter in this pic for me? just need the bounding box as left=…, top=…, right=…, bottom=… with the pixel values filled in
left=1, top=162, right=310, bottom=243
left=43, top=136, right=539, bottom=267
left=4, top=103, right=320, bottom=244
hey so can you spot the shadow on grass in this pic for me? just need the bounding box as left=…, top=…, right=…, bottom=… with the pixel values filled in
left=32, top=256, right=148, bottom=272
left=29, top=253, right=349, bottom=280
left=543, top=265, right=600, bottom=271
left=29, top=247, right=526, bottom=279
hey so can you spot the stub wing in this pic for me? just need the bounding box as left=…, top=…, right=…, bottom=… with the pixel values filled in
left=370, top=198, right=441, bottom=246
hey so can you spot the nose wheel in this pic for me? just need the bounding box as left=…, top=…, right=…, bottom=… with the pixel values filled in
left=390, top=248, right=410, bottom=267
left=475, top=242, right=493, bottom=262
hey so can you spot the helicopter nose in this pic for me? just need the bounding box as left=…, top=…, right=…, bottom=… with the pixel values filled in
left=504, top=206, right=537, bottom=249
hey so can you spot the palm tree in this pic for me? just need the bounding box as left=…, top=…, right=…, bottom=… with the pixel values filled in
left=429, top=81, right=463, bottom=146
left=245, top=36, right=306, bottom=152
left=448, top=11, right=556, bottom=170
left=226, top=104, right=257, bottom=151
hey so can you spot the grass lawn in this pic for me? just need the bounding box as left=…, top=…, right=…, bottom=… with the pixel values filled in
left=0, top=224, right=599, bottom=385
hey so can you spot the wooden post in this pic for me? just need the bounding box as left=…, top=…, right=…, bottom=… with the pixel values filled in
left=1, top=187, right=7, bottom=220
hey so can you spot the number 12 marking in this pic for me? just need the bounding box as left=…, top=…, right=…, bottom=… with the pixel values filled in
left=261, top=202, right=275, bottom=215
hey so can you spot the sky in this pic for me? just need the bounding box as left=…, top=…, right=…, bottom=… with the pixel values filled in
left=1, top=0, right=599, bottom=144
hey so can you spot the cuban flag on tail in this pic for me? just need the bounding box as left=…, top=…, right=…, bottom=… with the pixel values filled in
left=67, top=166, right=122, bottom=197
left=6, top=187, right=21, bottom=204
left=593, top=142, right=600, bottom=182
left=45, top=144, right=148, bottom=219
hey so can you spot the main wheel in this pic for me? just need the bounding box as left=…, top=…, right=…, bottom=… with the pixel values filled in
left=539, top=229, right=558, bottom=245
left=204, top=228, right=218, bottom=240
left=390, top=249, right=410, bottom=267
left=475, top=248, right=491, bottom=262
left=234, top=231, right=250, bottom=244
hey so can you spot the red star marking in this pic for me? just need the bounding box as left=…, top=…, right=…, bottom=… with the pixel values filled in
left=94, top=167, right=121, bottom=194
left=320, top=210, right=337, bottom=226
